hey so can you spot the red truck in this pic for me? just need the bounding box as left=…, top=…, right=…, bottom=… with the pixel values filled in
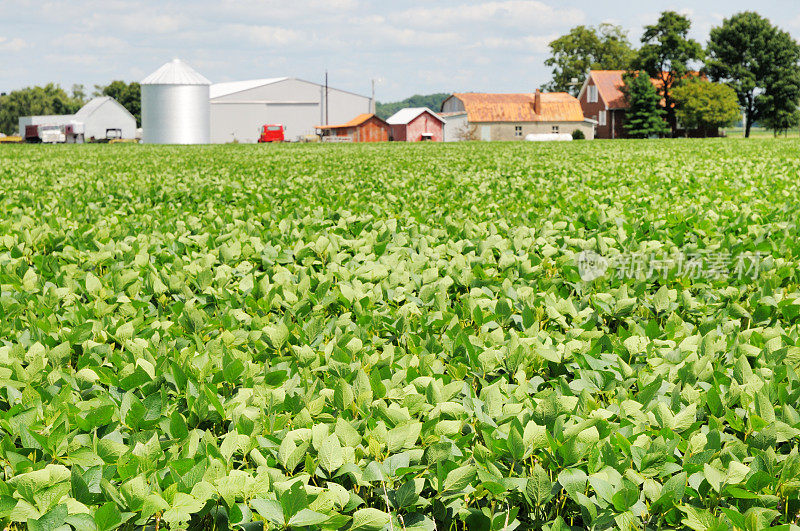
left=258, top=124, right=285, bottom=143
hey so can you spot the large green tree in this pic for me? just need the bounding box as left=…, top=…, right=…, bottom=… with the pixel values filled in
left=543, top=23, right=635, bottom=95
left=0, top=84, right=85, bottom=136
left=623, top=71, right=669, bottom=138
left=635, top=11, right=703, bottom=136
left=706, top=12, right=800, bottom=137
left=672, top=80, right=740, bottom=135
left=95, top=81, right=141, bottom=126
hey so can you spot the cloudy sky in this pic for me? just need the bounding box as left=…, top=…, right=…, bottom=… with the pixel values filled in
left=2, top=0, right=800, bottom=101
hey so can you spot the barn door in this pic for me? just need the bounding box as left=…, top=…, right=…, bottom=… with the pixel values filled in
left=480, top=126, right=491, bottom=141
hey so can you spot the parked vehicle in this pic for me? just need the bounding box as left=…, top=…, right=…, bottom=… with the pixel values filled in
left=258, top=124, right=285, bottom=143
left=92, top=128, right=123, bottom=143
left=0, top=134, right=23, bottom=144
left=24, top=125, right=43, bottom=143
left=40, top=125, right=66, bottom=144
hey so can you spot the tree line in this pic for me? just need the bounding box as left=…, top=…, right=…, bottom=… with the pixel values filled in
left=0, top=81, right=140, bottom=136
left=543, top=11, right=800, bottom=138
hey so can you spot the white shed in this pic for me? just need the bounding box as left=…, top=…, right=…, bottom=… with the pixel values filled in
left=209, top=78, right=372, bottom=143
left=74, top=97, right=137, bottom=140
left=18, top=96, right=136, bottom=140
left=439, top=112, right=469, bottom=141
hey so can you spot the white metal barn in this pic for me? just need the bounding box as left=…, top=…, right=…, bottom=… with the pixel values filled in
left=209, top=78, right=372, bottom=143
left=74, top=97, right=136, bottom=140
left=18, top=96, right=136, bottom=140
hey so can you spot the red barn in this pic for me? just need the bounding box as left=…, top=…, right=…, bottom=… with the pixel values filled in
left=386, top=107, right=444, bottom=142
left=578, top=70, right=711, bottom=139
left=316, top=113, right=389, bottom=142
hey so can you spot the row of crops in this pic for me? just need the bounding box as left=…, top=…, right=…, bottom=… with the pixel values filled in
left=0, top=140, right=799, bottom=530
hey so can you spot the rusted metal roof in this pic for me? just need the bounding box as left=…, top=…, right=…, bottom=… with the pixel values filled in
left=450, top=92, right=584, bottom=123
left=589, top=70, right=706, bottom=109
left=590, top=70, right=628, bottom=109
left=316, top=113, right=384, bottom=130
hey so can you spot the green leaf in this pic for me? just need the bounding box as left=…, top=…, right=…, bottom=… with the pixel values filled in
left=289, top=508, right=330, bottom=527
left=250, top=498, right=285, bottom=526
left=28, top=504, right=68, bottom=531
left=611, top=480, right=639, bottom=512
left=743, top=507, right=780, bottom=531
left=162, top=493, right=204, bottom=527
left=527, top=464, right=553, bottom=506
left=319, top=434, right=345, bottom=474
left=508, top=425, right=525, bottom=461
left=351, top=508, right=391, bottom=531
left=85, top=272, right=102, bottom=296
left=94, top=502, right=123, bottom=531
left=444, top=465, right=475, bottom=492
left=280, top=481, right=308, bottom=520
left=395, top=480, right=419, bottom=509
left=704, top=464, right=726, bottom=493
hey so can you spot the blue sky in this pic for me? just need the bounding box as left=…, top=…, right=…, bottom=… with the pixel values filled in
left=2, top=0, right=799, bottom=101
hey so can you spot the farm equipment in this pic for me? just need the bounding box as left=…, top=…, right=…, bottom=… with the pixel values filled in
left=24, top=123, right=84, bottom=143
left=258, top=124, right=285, bottom=143
left=0, top=135, right=23, bottom=143
left=91, top=128, right=123, bottom=143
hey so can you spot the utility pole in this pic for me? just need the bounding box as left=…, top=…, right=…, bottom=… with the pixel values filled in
left=325, top=71, right=329, bottom=126
left=371, top=79, right=376, bottom=114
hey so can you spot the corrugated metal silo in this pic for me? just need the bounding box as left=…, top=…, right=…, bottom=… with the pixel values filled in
left=141, top=59, right=211, bottom=144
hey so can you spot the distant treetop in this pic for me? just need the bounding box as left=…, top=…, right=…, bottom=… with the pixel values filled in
left=376, top=93, right=450, bottom=120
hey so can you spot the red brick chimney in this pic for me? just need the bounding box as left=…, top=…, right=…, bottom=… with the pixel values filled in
left=534, top=89, right=542, bottom=115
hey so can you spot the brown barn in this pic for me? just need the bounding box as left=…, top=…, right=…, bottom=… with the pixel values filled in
left=578, top=71, right=629, bottom=139
left=578, top=70, right=714, bottom=139
left=316, top=113, right=389, bottom=142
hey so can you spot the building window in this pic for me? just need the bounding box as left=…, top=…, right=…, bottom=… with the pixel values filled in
left=599, top=110, right=607, bottom=126
left=551, top=125, right=559, bottom=134
left=588, top=85, right=598, bottom=103
left=514, top=125, right=522, bottom=137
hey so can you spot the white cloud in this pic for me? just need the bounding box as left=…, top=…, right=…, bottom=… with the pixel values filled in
left=215, top=0, right=358, bottom=21
left=83, top=10, right=183, bottom=34
left=0, top=37, right=27, bottom=52
left=476, top=34, right=557, bottom=53
left=788, top=13, right=800, bottom=30
left=397, top=1, right=584, bottom=30
left=224, top=24, right=305, bottom=46
left=58, top=34, right=128, bottom=50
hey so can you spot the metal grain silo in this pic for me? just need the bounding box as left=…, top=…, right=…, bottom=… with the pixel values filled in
left=141, top=59, right=211, bottom=144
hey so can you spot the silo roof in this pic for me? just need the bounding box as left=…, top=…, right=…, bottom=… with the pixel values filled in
left=142, top=59, right=211, bottom=85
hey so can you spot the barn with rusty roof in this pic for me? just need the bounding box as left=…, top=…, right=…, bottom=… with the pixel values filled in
left=315, top=113, right=389, bottom=142
left=440, top=90, right=595, bottom=141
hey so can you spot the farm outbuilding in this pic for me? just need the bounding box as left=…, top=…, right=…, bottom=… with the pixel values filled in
left=316, top=114, right=389, bottom=142
left=73, top=97, right=136, bottom=140
left=18, top=96, right=136, bottom=141
left=210, top=78, right=372, bottom=143
left=386, top=107, right=444, bottom=142
left=141, top=59, right=211, bottom=144
left=439, top=112, right=469, bottom=141
left=441, top=90, right=596, bottom=140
